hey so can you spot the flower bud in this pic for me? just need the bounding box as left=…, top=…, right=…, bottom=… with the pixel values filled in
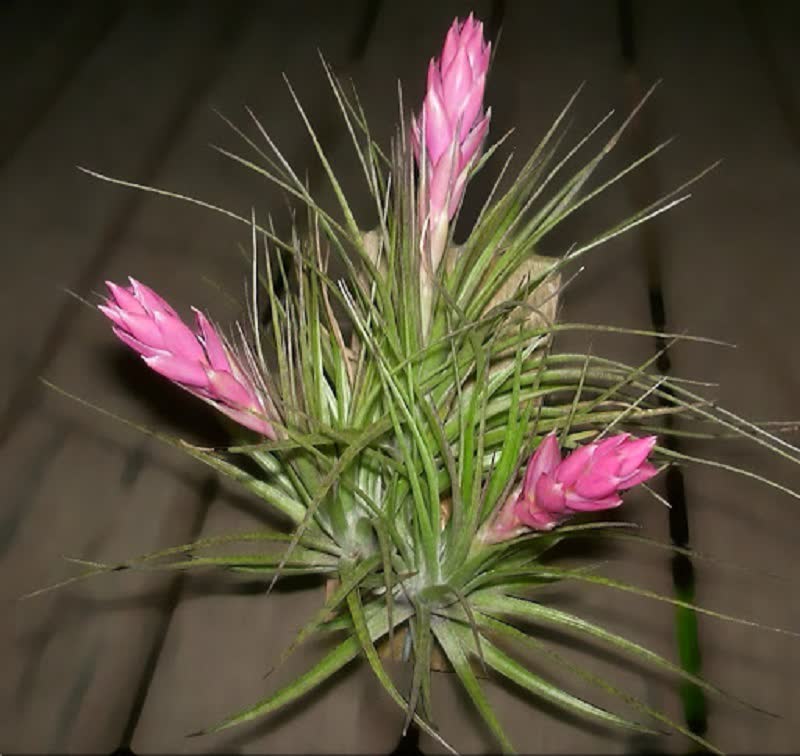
left=412, top=13, right=491, bottom=273
left=481, top=432, right=658, bottom=542
left=100, top=278, right=276, bottom=438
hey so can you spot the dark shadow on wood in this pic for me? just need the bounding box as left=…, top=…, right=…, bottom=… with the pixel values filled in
left=0, top=1, right=256, bottom=452
left=739, top=0, right=800, bottom=152
left=616, top=0, right=708, bottom=745
left=117, top=475, right=218, bottom=749
left=0, top=0, right=126, bottom=172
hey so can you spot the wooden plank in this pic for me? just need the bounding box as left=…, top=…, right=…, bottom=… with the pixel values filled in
left=0, top=0, right=126, bottom=171
left=629, top=1, right=800, bottom=752
left=0, top=409, right=217, bottom=752
left=0, top=2, right=259, bottom=752
left=740, top=0, right=800, bottom=152
left=0, top=0, right=249, bottom=433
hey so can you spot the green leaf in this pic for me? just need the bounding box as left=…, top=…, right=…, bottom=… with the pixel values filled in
left=180, top=443, right=308, bottom=525
left=470, top=592, right=765, bottom=715
left=466, top=624, right=655, bottom=733
left=511, top=566, right=800, bottom=637
left=200, top=599, right=413, bottom=735
left=266, top=416, right=392, bottom=593
left=199, top=634, right=359, bottom=735
left=472, top=612, right=724, bottom=754
left=405, top=605, right=433, bottom=728
left=478, top=618, right=722, bottom=756
left=344, top=569, right=457, bottom=755
left=282, top=555, right=381, bottom=663
left=432, top=617, right=516, bottom=755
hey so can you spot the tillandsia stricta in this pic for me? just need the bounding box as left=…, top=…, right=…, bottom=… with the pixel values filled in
left=40, top=11, right=800, bottom=755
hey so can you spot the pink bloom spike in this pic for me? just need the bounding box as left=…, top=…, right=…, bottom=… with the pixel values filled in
left=414, top=14, right=491, bottom=272
left=100, top=278, right=277, bottom=438
left=483, top=432, right=660, bottom=542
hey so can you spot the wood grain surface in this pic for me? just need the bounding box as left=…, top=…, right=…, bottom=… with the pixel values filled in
left=0, top=1, right=797, bottom=753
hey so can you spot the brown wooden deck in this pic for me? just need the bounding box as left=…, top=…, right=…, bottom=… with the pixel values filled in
left=1, top=1, right=798, bottom=753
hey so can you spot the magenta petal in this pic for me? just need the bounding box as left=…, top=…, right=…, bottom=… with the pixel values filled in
left=572, top=468, right=620, bottom=500
left=565, top=493, right=623, bottom=512
left=193, top=309, right=230, bottom=372
left=192, top=393, right=274, bottom=437
left=443, top=47, right=472, bottom=120
left=447, top=170, right=469, bottom=217
left=426, top=59, right=443, bottom=103
left=554, top=443, right=594, bottom=485
left=466, top=28, right=489, bottom=73
left=153, top=311, right=206, bottom=363
left=460, top=15, right=477, bottom=51
left=105, top=281, right=146, bottom=316
left=118, top=310, right=165, bottom=350
left=595, top=434, right=629, bottom=459
left=523, top=433, right=561, bottom=498
left=429, top=147, right=458, bottom=219
left=143, top=354, right=208, bottom=387
left=618, top=461, right=659, bottom=490
left=128, top=278, right=178, bottom=317
left=530, top=510, right=561, bottom=531
left=474, top=39, right=491, bottom=74
left=218, top=405, right=275, bottom=437
left=463, top=15, right=481, bottom=53
left=441, top=21, right=461, bottom=70
left=617, top=436, right=657, bottom=476
left=460, top=111, right=490, bottom=167
left=513, top=496, right=536, bottom=529
left=111, top=326, right=167, bottom=359
left=458, top=77, right=486, bottom=139
left=98, top=304, right=125, bottom=329
left=423, top=88, right=453, bottom=165
left=206, top=368, right=254, bottom=409
left=491, top=488, right=524, bottom=536
left=535, top=473, right=566, bottom=514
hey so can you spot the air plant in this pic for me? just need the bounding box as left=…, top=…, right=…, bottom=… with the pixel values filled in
left=41, top=12, right=800, bottom=755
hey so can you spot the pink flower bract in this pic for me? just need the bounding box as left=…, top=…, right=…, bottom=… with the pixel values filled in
left=515, top=432, right=658, bottom=530
left=484, top=432, right=659, bottom=542
left=100, top=278, right=276, bottom=438
left=412, top=14, right=491, bottom=266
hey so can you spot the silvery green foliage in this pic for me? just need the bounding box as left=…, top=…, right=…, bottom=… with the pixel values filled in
left=48, top=25, right=800, bottom=753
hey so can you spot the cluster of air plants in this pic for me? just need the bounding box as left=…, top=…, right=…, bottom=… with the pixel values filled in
left=43, top=13, right=800, bottom=755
